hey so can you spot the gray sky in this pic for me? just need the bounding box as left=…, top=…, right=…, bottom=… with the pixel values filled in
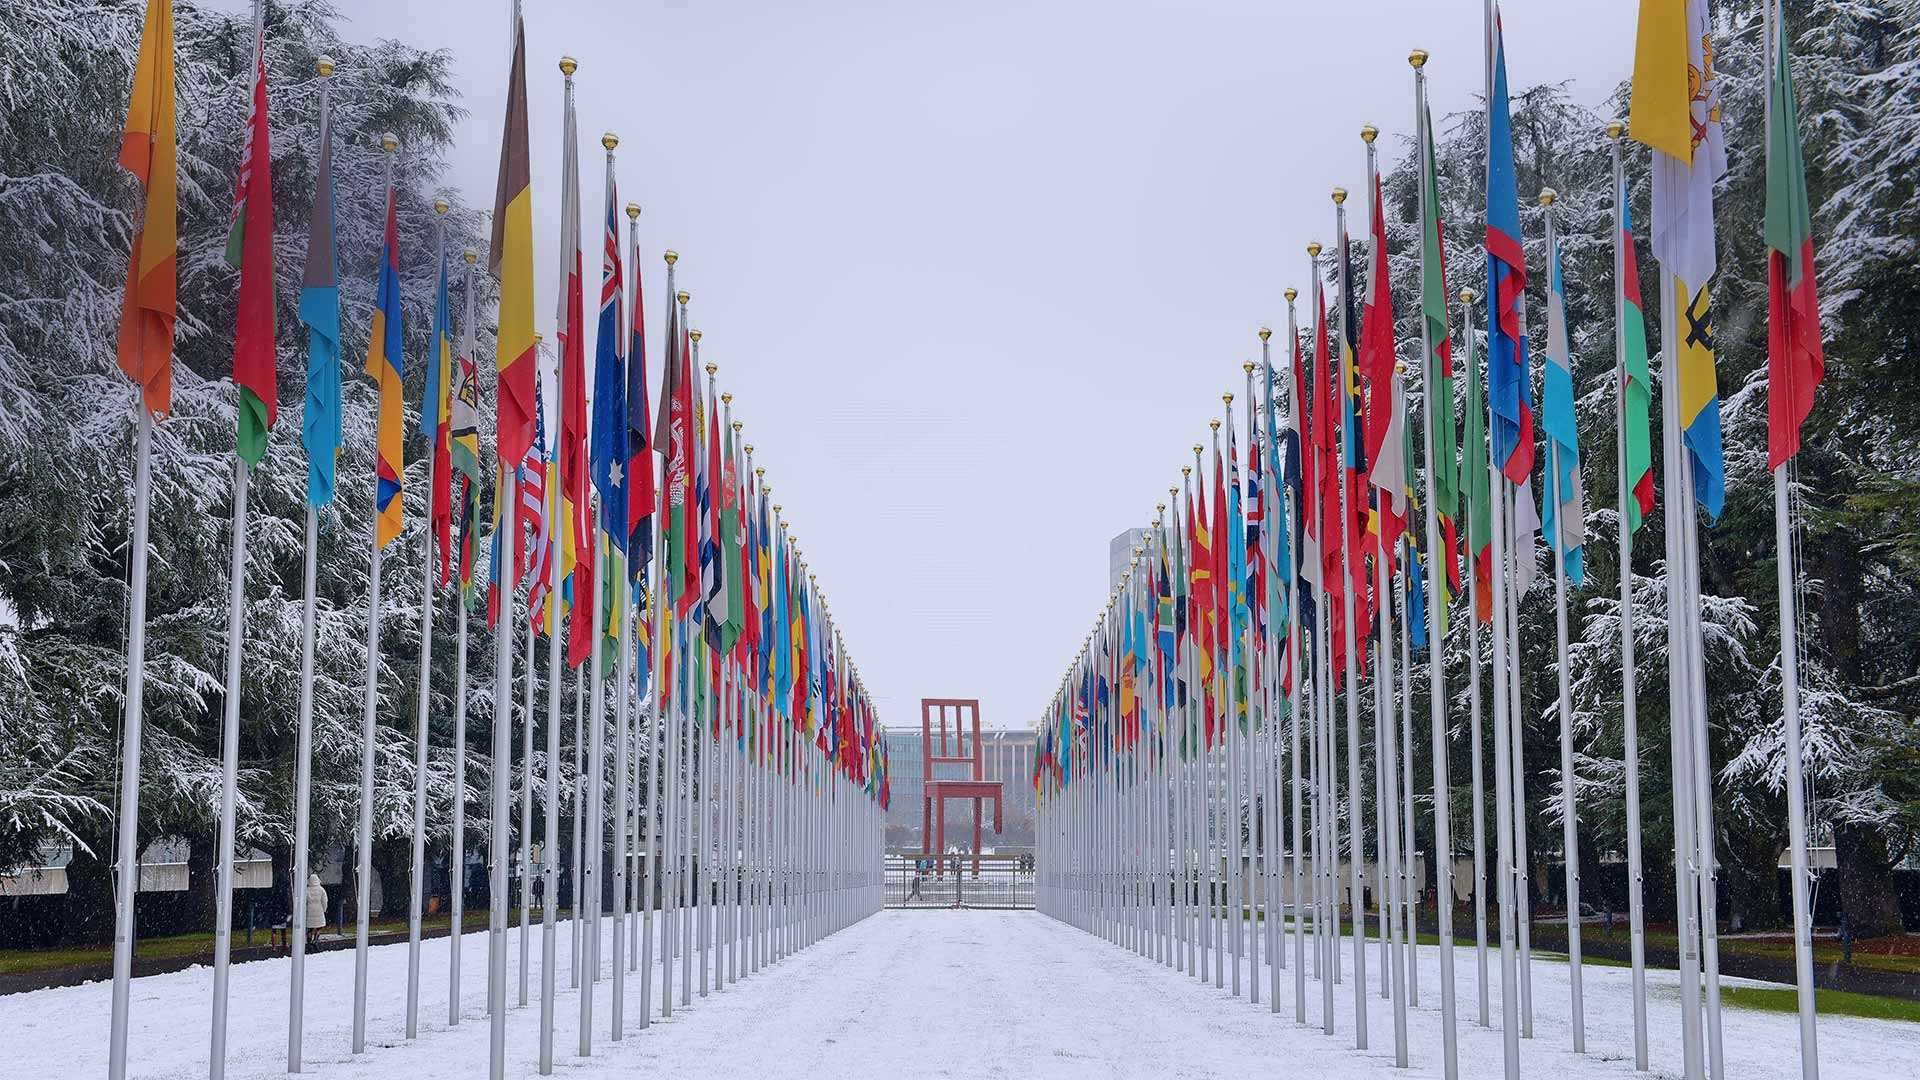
left=271, top=0, right=1634, bottom=734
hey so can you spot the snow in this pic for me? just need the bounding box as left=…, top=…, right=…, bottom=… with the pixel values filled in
left=2, top=910, right=1915, bottom=1079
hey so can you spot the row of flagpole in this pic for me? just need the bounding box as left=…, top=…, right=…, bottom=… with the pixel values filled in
left=1034, top=3, right=1829, bottom=1079
left=101, top=2, right=892, bottom=1078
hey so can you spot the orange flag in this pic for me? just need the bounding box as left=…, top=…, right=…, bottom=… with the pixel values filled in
left=117, top=0, right=177, bottom=418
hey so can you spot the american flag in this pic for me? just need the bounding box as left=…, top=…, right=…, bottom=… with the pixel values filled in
left=523, top=379, right=552, bottom=631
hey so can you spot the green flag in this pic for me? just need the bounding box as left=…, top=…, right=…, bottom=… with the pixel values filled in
left=1463, top=298, right=1493, bottom=623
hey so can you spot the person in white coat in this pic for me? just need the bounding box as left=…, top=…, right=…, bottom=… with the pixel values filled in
left=303, top=873, right=327, bottom=945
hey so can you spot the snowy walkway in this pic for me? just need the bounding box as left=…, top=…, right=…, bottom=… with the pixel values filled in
left=4, top=910, right=1917, bottom=1079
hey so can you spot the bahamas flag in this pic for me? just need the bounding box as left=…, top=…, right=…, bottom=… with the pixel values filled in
left=366, top=178, right=404, bottom=550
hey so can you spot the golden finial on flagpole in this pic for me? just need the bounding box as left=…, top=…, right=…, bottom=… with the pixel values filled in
left=1182, top=466, right=1192, bottom=478
left=1461, top=286, right=1478, bottom=304
left=1307, top=241, right=1321, bottom=258
left=379, top=132, right=398, bottom=153
left=1223, top=392, right=1233, bottom=406
left=559, top=56, right=578, bottom=77
left=677, top=290, right=689, bottom=306
left=316, top=55, right=335, bottom=78
left=464, top=249, right=477, bottom=266
left=1284, top=287, right=1298, bottom=303
left=1331, top=187, right=1347, bottom=205
left=732, top=421, right=743, bottom=434
left=1361, top=124, right=1378, bottom=145
left=434, top=197, right=449, bottom=216
left=1410, top=48, right=1429, bottom=69
left=721, top=392, right=733, bottom=405
left=1539, top=187, right=1558, bottom=207
left=1258, top=328, right=1271, bottom=343
left=755, top=466, right=765, bottom=478
left=1156, top=502, right=1166, bottom=514
left=773, top=504, right=783, bottom=514
left=665, top=250, right=679, bottom=266
left=602, top=132, right=618, bottom=151
left=690, top=329, right=702, bottom=344
left=1209, top=419, right=1221, bottom=431
left=704, top=361, right=716, bottom=376
left=1607, top=119, right=1624, bottom=140
left=627, top=202, right=641, bottom=221
left=1242, top=361, right=1255, bottom=375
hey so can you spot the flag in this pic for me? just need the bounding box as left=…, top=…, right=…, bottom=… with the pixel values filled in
left=366, top=178, right=404, bottom=551
left=627, top=219, right=655, bottom=572
left=1632, top=0, right=1727, bottom=521
left=556, top=81, right=593, bottom=667
left=591, top=172, right=629, bottom=550
left=490, top=11, right=537, bottom=470
left=1419, top=102, right=1463, bottom=598
left=117, top=0, right=176, bottom=419
left=1263, top=360, right=1292, bottom=658
left=1542, top=239, right=1585, bottom=586
left=1339, top=235, right=1374, bottom=635
left=702, top=385, right=731, bottom=653
left=720, top=414, right=745, bottom=653
left=227, top=20, right=274, bottom=467
left=452, top=346, right=481, bottom=593
left=428, top=241, right=455, bottom=586
left=1362, top=170, right=1406, bottom=568
left=1765, top=4, right=1824, bottom=469
left=1463, top=302, right=1494, bottom=622
left=1618, top=173, right=1657, bottom=530
left=524, top=383, right=553, bottom=632
left=659, top=294, right=699, bottom=614
left=1486, top=11, right=1535, bottom=486
left=299, top=75, right=340, bottom=508
left=487, top=463, right=506, bottom=629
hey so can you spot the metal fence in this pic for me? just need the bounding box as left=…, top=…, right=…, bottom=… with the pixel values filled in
left=884, top=853, right=1033, bottom=909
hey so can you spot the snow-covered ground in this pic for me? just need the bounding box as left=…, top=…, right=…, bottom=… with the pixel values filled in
left=3, top=910, right=1915, bottom=1079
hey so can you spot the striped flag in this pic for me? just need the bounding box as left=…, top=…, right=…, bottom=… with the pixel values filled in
left=1618, top=173, right=1657, bottom=531
left=1418, top=102, right=1463, bottom=600
left=1485, top=10, right=1535, bottom=487
left=1765, top=2, right=1823, bottom=468
left=523, top=384, right=552, bottom=632
left=428, top=242, right=455, bottom=586
left=1542, top=237, right=1585, bottom=585
left=555, top=75, right=593, bottom=667
left=299, top=62, right=340, bottom=508
left=117, top=0, right=176, bottom=418
left=490, top=9, right=537, bottom=470
left=366, top=176, right=404, bottom=551
left=227, top=17, right=274, bottom=466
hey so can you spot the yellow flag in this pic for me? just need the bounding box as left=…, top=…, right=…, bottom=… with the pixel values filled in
left=117, top=0, right=177, bottom=418
left=1628, top=0, right=1691, bottom=161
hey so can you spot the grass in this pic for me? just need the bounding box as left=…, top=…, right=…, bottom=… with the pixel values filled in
left=0, top=907, right=555, bottom=978
left=1718, top=984, right=1920, bottom=1024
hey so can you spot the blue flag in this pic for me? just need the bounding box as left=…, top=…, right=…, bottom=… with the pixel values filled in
left=298, top=96, right=341, bottom=508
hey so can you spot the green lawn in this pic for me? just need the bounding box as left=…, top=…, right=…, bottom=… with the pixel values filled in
left=0, top=907, right=553, bottom=978
left=1718, top=984, right=1920, bottom=1024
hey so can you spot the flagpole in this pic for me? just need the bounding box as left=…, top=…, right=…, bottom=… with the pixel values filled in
left=1602, top=120, right=1651, bottom=1072
left=1330, top=187, right=1370, bottom=1046
left=1459, top=285, right=1491, bottom=1031
left=1219, top=405, right=1244, bottom=1001
left=601, top=132, right=633, bottom=1041
left=1242, top=365, right=1263, bottom=1003
left=351, top=131, right=399, bottom=1057
left=403, top=198, right=449, bottom=1042
left=1484, top=327, right=1522, bottom=1080
left=208, top=396, right=251, bottom=1080
left=519, top=558, right=536, bottom=1008
left=1657, top=263, right=1707, bottom=1080
left=538, top=346, right=563, bottom=1070
left=1282, top=291, right=1308, bottom=1022
left=487, top=459, right=519, bottom=1080
left=451, top=248, right=478, bottom=1030
left=1539, top=186, right=1587, bottom=1055
left=1764, top=5, right=1820, bottom=1073
left=1503, top=475, right=1533, bottom=1036
left=579, top=488, right=608, bottom=1053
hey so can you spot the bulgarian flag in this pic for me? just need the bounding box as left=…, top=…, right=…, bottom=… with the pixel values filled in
left=227, top=15, right=274, bottom=466
left=1765, top=3, right=1823, bottom=469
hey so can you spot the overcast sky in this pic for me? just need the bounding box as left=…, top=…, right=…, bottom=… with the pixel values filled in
left=253, top=0, right=1634, bottom=734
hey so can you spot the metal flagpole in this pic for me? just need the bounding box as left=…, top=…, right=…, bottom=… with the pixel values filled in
left=406, top=200, right=450, bottom=1041
left=537, top=238, right=570, bottom=1070
left=1284, top=292, right=1309, bottom=1022
left=612, top=543, right=632, bottom=1036
left=1332, top=188, right=1369, bottom=1045
left=1541, top=187, right=1586, bottom=1051
left=1412, top=50, right=1458, bottom=1077
left=633, top=214, right=660, bottom=1028
left=519, top=565, right=536, bottom=1008
left=1503, top=473, right=1533, bottom=1035
left=1307, top=244, right=1337, bottom=1033
left=1657, top=262, right=1706, bottom=1080
left=571, top=655, right=584, bottom=986
left=352, top=132, right=399, bottom=1056
left=1485, top=326, right=1522, bottom=1080
left=1398, top=515, right=1419, bottom=1010
left=452, top=251, right=478, bottom=1029
left=488, top=459, right=519, bottom=1079
left=1220, top=405, right=1244, bottom=1001
left=209, top=10, right=269, bottom=1078
left=286, top=52, right=334, bottom=1072
left=209, top=403, right=252, bottom=1080
left=1243, top=366, right=1263, bottom=1004
left=1607, top=120, right=1651, bottom=1072
left=579, top=490, right=608, bottom=1054
left=1460, top=285, right=1491, bottom=1031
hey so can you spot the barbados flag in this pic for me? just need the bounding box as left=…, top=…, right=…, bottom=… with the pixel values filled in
left=366, top=181, right=404, bottom=549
